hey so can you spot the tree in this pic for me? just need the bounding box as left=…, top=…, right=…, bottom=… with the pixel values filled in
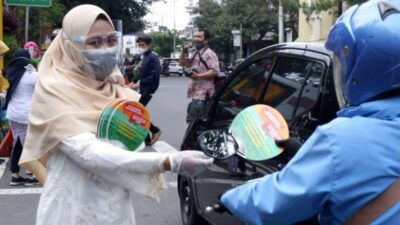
left=150, top=31, right=180, bottom=57
left=3, top=0, right=160, bottom=58
left=4, top=0, right=160, bottom=43
left=194, top=0, right=299, bottom=62
left=41, top=0, right=67, bottom=28
left=301, top=0, right=368, bottom=16
left=3, top=0, right=67, bottom=52
left=194, top=0, right=228, bottom=60
left=60, top=0, right=160, bottom=32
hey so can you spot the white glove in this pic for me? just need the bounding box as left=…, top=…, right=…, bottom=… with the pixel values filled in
left=169, top=151, right=214, bottom=177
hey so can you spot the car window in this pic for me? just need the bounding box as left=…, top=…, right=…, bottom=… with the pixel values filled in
left=262, top=57, right=323, bottom=121
left=213, top=57, right=275, bottom=121
left=293, top=62, right=323, bottom=117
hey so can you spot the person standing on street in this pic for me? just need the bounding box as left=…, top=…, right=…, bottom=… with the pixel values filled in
left=129, top=34, right=162, bottom=146
left=18, top=5, right=213, bottom=225
left=179, top=29, right=220, bottom=123
left=3, top=49, right=39, bottom=186
left=220, top=1, right=400, bottom=224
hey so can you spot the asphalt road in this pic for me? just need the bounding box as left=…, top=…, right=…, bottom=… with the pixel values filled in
left=0, top=75, right=191, bottom=225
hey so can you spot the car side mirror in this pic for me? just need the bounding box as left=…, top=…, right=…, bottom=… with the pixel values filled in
left=197, top=129, right=237, bottom=160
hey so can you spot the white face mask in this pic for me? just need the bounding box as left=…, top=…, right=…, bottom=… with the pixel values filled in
left=137, top=48, right=147, bottom=55
left=80, top=46, right=119, bottom=81
left=28, top=46, right=35, bottom=58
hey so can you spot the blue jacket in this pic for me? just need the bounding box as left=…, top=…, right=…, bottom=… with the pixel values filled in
left=221, top=96, right=400, bottom=225
left=137, top=50, right=161, bottom=95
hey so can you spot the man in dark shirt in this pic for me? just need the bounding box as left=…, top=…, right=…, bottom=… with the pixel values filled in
left=129, top=34, right=161, bottom=145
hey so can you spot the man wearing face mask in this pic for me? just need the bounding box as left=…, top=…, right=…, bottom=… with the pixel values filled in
left=129, top=34, right=162, bottom=145
left=180, top=28, right=220, bottom=123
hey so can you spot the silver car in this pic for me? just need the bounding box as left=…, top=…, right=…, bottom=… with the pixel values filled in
left=168, top=60, right=183, bottom=76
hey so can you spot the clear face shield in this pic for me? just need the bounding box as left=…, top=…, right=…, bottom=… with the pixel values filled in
left=333, top=54, right=347, bottom=108
left=77, top=31, right=119, bottom=48
left=67, top=31, right=123, bottom=81
left=112, top=20, right=124, bottom=76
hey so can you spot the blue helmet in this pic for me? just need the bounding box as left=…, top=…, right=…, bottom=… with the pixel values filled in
left=325, top=0, right=400, bottom=106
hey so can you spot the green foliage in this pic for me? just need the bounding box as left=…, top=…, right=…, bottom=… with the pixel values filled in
left=150, top=31, right=180, bottom=57
left=3, top=34, right=21, bottom=72
left=42, top=0, right=67, bottom=28
left=194, top=0, right=299, bottom=61
left=3, top=7, right=24, bottom=42
left=3, top=0, right=67, bottom=51
left=59, top=0, right=157, bottom=32
left=301, top=0, right=367, bottom=16
left=3, top=0, right=159, bottom=50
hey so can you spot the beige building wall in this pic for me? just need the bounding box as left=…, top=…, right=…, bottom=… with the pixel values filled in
left=296, top=0, right=338, bottom=42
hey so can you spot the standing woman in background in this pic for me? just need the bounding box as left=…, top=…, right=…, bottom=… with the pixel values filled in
left=3, top=49, right=38, bottom=186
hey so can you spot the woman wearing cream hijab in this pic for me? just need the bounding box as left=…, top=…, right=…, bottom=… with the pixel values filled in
left=19, top=5, right=213, bottom=225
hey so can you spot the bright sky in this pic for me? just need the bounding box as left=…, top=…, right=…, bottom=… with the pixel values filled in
left=145, top=0, right=198, bottom=32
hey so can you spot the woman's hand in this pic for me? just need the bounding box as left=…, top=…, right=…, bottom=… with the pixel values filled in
left=167, top=151, right=214, bottom=177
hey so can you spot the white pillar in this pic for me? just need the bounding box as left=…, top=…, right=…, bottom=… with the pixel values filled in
left=278, top=0, right=283, bottom=43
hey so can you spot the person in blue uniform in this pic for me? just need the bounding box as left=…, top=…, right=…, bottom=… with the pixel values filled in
left=220, top=1, right=400, bottom=224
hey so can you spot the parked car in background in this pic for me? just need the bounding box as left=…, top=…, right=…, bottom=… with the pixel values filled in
left=168, top=59, right=183, bottom=76
left=178, top=42, right=340, bottom=225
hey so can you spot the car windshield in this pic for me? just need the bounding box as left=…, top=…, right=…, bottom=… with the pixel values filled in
left=170, top=61, right=179, bottom=66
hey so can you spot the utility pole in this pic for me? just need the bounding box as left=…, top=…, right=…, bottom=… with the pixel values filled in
left=240, top=24, right=243, bottom=58
left=25, top=6, right=30, bottom=42
left=173, top=0, right=176, bottom=54
left=278, top=0, right=283, bottom=43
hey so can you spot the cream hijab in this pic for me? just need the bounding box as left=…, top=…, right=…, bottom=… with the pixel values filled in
left=19, top=5, right=140, bottom=183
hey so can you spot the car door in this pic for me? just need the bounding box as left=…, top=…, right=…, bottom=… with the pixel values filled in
left=194, top=54, right=277, bottom=225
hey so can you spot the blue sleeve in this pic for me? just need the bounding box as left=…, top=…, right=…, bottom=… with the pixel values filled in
left=150, top=56, right=161, bottom=78
left=221, top=128, right=334, bottom=225
left=141, top=54, right=160, bottom=83
left=136, top=59, right=146, bottom=83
